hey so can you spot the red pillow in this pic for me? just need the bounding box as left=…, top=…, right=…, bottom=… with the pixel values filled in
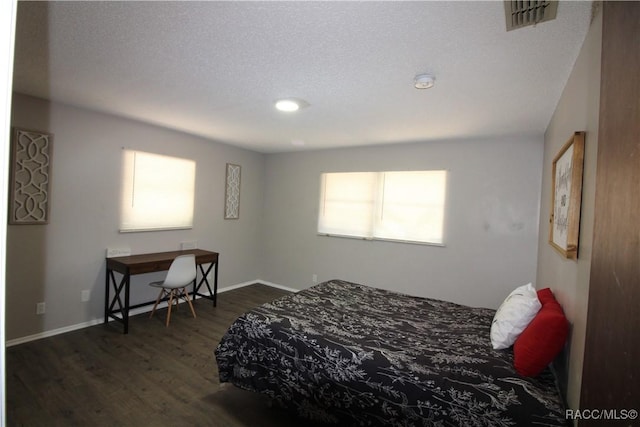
left=513, top=288, right=568, bottom=377
left=536, top=287, right=555, bottom=305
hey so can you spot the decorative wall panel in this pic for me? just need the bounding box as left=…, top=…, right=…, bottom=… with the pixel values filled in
left=224, top=163, right=241, bottom=219
left=9, top=128, right=53, bottom=224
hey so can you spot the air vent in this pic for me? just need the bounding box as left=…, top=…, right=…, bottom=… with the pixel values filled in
left=504, top=1, right=558, bottom=31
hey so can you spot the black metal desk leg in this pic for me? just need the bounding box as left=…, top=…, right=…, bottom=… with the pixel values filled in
left=194, top=262, right=215, bottom=303
left=105, top=270, right=130, bottom=333
left=123, top=274, right=130, bottom=334
left=104, top=268, right=110, bottom=324
left=214, top=261, right=218, bottom=306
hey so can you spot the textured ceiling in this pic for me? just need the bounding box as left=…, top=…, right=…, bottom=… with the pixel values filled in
left=12, top=1, right=593, bottom=153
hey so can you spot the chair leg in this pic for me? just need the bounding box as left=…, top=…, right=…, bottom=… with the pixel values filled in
left=182, top=287, right=197, bottom=319
left=165, top=290, right=174, bottom=327
left=150, top=289, right=165, bottom=319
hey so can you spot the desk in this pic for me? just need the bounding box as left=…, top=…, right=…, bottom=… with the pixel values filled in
left=105, top=249, right=219, bottom=334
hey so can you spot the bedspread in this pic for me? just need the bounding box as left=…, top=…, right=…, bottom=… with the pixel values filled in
left=215, top=280, right=566, bottom=426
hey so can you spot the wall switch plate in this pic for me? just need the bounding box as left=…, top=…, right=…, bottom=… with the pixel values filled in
left=312, top=274, right=318, bottom=283
left=81, top=290, right=90, bottom=302
left=106, top=247, right=131, bottom=258
left=36, top=302, right=45, bottom=315
left=181, top=241, right=197, bottom=250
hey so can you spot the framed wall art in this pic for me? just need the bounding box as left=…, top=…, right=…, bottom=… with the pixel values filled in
left=9, top=128, right=53, bottom=225
left=224, top=163, right=241, bottom=219
left=549, top=131, right=585, bottom=259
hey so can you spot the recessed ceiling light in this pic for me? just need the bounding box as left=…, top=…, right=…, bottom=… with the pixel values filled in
left=414, top=73, right=436, bottom=89
left=275, top=99, right=301, bottom=112
left=275, top=98, right=309, bottom=112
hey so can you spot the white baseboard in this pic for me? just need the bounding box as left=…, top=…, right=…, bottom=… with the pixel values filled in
left=253, top=280, right=300, bottom=293
left=6, top=300, right=177, bottom=347
left=6, top=318, right=105, bottom=347
left=216, top=279, right=300, bottom=295
left=6, top=279, right=295, bottom=347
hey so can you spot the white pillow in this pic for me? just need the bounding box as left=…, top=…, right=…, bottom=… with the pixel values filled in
left=490, top=283, right=541, bottom=350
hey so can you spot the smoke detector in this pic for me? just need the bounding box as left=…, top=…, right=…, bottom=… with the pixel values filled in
left=414, top=74, right=436, bottom=89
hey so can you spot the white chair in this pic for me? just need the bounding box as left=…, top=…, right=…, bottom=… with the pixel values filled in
left=149, top=254, right=197, bottom=326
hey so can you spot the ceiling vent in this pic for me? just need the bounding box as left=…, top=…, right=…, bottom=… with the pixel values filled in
left=504, top=1, right=558, bottom=31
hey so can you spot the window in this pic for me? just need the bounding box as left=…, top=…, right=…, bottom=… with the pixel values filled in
left=120, top=150, right=196, bottom=232
left=318, top=170, right=447, bottom=245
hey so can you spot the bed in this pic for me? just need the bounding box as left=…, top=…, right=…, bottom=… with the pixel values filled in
left=215, top=280, right=567, bottom=426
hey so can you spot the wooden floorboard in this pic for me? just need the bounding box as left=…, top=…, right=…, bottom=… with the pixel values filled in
left=6, top=284, right=329, bottom=427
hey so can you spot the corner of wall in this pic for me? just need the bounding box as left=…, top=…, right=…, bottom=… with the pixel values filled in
left=536, top=5, right=603, bottom=412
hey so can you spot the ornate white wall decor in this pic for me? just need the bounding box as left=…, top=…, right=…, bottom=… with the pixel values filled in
left=224, top=163, right=241, bottom=219
left=9, top=128, right=53, bottom=224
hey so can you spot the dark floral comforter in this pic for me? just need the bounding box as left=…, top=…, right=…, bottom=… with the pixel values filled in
left=215, top=280, right=567, bottom=426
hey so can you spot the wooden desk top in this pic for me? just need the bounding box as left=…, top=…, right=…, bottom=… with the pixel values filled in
left=106, top=249, right=218, bottom=275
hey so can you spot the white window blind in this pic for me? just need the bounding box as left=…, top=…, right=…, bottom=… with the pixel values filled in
left=120, top=150, right=196, bottom=232
left=318, top=172, right=377, bottom=238
left=318, top=170, right=447, bottom=245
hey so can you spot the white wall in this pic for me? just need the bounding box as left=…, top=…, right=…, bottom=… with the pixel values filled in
left=261, top=136, right=543, bottom=310
left=7, top=93, right=265, bottom=340
left=537, top=6, right=602, bottom=412
left=7, top=96, right=548, bottom=341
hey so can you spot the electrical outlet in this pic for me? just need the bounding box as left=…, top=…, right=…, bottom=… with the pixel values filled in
left=81, top=290, right=90, bottom=302
left=106, top=247, right=131, bottom=258
left=36, top=302, right=45, bottom=315
left=312, top=274, right=318, bottom=283
left=181, top=241, right=197, bottom=250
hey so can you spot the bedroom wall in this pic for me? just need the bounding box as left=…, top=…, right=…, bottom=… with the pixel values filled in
left=261, top=136, right=543, bottom=310
left=536, top=5, right=602, bottom=412
left=6, top=93, right=265, bottom=341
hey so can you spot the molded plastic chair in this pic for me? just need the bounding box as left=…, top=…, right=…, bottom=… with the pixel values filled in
left=149, top=254, right=197, bottom=326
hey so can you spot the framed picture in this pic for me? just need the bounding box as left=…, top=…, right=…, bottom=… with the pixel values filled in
left=549, top=131, right=585, bottom=259
left=9, top=128, right=53, bottom=224
left=224, top=163, right=241, bottom=219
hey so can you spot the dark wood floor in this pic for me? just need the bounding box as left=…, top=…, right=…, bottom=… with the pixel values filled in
left=6, top=284, right=327, bottom=427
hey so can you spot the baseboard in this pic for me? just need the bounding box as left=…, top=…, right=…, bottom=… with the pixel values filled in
left=253, top=280, right=301, bottom=293
left=215, top=279, right=300, bottom=295
left=6, top=300, right=178, bottom=347
left=5, top=279, right=297, bottom=347
left=6, top=318, right=106, bottom=347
